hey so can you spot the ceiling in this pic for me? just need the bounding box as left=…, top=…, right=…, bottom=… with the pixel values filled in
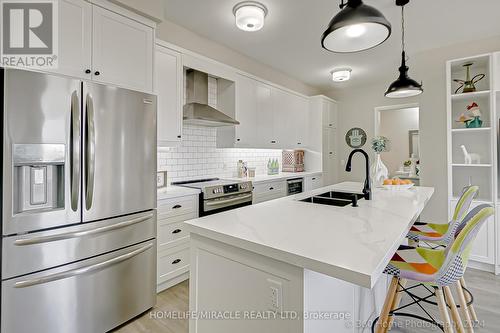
left=163, top=0, right=500, bottom=91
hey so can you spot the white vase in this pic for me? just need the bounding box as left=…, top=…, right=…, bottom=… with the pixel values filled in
left=371, top=154, right=388, bottom=187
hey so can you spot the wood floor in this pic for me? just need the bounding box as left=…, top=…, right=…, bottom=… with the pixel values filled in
left=115, top=269, right=500, bottom=333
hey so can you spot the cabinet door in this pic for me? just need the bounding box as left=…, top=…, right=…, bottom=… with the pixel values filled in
left=272, top=88, right=294, bottom=148
left=323, top=100, right=337, bottom=129
left=50, top=0, right=92, bottom=79
left=323, top=128, right=337, bottom=186
left=235, top=75, right=257, bottom=147
left=256, top=82, right=274, bottom=147
left=156, top=46, right=183, bottom=146
left=293, top=95, right=309, bottom=148
left=92, top=6, right=153, bottom=92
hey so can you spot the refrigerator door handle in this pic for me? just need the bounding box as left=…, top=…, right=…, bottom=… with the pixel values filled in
left=70, top=90, right=80, bottom=212
left=13, top=212, right=154, bottom=246
left=13, top=242, right=154, bottom=288
left=85, top=93, right=96, bottom=210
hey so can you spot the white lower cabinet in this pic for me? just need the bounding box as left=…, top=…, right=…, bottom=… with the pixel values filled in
left=252, top=180, right=287, bottom=204
left=450, top=200, right=495, bottom=265
left=304, top=174, right=323, bottom=191
left=157, top=194, right=198, bottom=292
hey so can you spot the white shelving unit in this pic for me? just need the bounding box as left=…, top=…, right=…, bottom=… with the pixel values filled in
left=446, top=53, right=499, bottom=273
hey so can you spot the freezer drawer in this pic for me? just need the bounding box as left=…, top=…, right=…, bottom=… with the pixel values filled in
left=2, top=210, right=156, bottom=280
left=1, top=240, right=156, bottom=333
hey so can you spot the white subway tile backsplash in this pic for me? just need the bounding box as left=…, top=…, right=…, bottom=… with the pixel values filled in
left=158, top=125, right=282, bottom=184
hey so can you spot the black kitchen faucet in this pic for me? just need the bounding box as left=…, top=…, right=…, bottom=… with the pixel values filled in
left=345, top=149, right=372, bottom=200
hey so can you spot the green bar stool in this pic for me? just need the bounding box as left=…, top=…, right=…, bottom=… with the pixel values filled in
left=406, top=185, right=479, bottom=247
left=374, top=204, right=494, bottom=333
left=406, top=185, right=480, bottom=324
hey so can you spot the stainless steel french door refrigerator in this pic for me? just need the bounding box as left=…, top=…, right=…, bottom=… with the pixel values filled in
left=1, top=68, right=157, bottom=333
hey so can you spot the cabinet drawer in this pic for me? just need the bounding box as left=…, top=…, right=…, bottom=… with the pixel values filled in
left=158, top=195, right=198, bottom=219
left=253, top=191, right=286, bottom=204
left=158, top=217, right=191, bottom=251
left=157, top=245, right=190, bottom=284
left=253, top=180, right=286, bottom=196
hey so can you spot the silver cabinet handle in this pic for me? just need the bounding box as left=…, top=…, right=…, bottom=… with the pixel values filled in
left=70, top=90, right=80, bottom=212
left=205, top=193, right=252, bottom=206
left=14, top=213, right=154, bottom=246
left=14, top=242, right=154, bottom=288
left=85, top=93, right=96, bottom=210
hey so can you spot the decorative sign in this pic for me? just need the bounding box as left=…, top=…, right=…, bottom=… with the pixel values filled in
left=345, top=128, right=367, bottom=148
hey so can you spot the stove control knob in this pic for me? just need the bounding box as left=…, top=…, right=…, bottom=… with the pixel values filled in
left=212, top=189, right=217, bottom=194
left=240, top=184, right=247, bottom=190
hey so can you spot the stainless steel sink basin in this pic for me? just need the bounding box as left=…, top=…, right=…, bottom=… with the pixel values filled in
left=300, top=191, right=363, bottom=207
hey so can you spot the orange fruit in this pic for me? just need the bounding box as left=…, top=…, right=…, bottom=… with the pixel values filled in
left=383, top=179, right=392, bottom=185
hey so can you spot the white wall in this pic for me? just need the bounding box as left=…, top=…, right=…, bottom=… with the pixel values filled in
left=156, top=19, right=320, bottom=96
left=378, top=107, right=419, bottom=175
left=326, top=35, right=500, bottom=222
left=158, top=125, right=282, bottom=184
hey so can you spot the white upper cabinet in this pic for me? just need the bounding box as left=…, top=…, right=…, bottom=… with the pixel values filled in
left=42, top=0, right=154, bottom=92
left=54, top=0, right=92, bottom=79
left=323, top=99, right=338, bottom=128
left=234, top=74, right=257, bottom=147
left=156, top=45, right=183, bottom=146
left=92, top=6, right=153, bottom=92
left=255, top=82, right=274, bottom=147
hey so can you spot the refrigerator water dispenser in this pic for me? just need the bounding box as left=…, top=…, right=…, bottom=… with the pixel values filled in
left=13, top=144, right=65, bottom=214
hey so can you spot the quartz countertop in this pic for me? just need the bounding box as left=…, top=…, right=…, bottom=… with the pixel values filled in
left=157, top=186, right=201, bottom=200
left=224, top=171, right=322, bottom=184
left=184, top=182, right=434, bottom=288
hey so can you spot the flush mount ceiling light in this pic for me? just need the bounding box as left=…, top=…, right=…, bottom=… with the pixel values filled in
left=385, top=0, right=423, bottom=98
left=331, top=68, right=352, bottom=82
left=321, top=0, right=391, bottom=53
left=233, top=1, right=268, bottom=32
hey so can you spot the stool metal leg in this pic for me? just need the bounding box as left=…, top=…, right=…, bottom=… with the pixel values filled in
left=460, top=277, right=479, bottom=323
left=456, top=280, right=475, bottom=333
left=376, top=276, right=399, bottom=333
left=436, top=287, right=453, bottom=333
left=444, top=285, right=465, bottom=333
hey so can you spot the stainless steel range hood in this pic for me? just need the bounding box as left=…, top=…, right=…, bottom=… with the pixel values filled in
left=183, top=69, right=239, bottom=127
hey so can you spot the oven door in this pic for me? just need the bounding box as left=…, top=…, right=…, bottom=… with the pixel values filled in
left=202, top=192, right=253, bottom=216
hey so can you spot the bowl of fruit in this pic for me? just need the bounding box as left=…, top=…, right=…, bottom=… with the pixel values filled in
left=382, top=178, right=414, bottom=190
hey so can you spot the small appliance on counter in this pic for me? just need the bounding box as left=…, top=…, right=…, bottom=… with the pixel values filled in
left=282, top=149, right=304, bottom=172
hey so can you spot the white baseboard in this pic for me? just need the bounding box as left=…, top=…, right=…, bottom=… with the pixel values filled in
left=468, top=260, right=495, bottom=273
left=156, top=272, right=189, bottom=293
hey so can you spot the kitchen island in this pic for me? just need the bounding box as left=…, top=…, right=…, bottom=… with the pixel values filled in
left=184, top=182, right=434, bottom=333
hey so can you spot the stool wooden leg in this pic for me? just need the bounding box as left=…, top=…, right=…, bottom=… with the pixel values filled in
left=436, top=287, right=453, bottom=333
left=456, top=280, right=475, bottom=333
left=387, top=278, right=407, bottom=330
left=376, top=277, right=399, bottom=333
left=460, top=277, right=479, bottom=323
left=444, top=285, right=465, bottom=333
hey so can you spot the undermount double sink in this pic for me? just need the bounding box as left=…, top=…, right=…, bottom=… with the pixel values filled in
left=300, top=191, right=364, bottom=207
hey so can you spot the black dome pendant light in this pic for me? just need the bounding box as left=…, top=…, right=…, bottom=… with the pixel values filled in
left=321, top=0, right=391, bottom=53
left=385, top=0, right=423, bottom=98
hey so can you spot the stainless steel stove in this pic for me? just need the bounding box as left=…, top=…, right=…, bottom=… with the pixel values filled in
left=172, top=178, right=253, bottom=216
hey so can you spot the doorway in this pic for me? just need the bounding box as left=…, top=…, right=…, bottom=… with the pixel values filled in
left=374, top=104, right=421, bottom=185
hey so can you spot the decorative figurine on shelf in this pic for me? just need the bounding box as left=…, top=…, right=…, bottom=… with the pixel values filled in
left=370, top=136, right=390, bottom=187
left=455, top=102, right=483, bottom=128
left=460, top=145, right=481, bottom=164
left=453, top=62, right=485, bottom=94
